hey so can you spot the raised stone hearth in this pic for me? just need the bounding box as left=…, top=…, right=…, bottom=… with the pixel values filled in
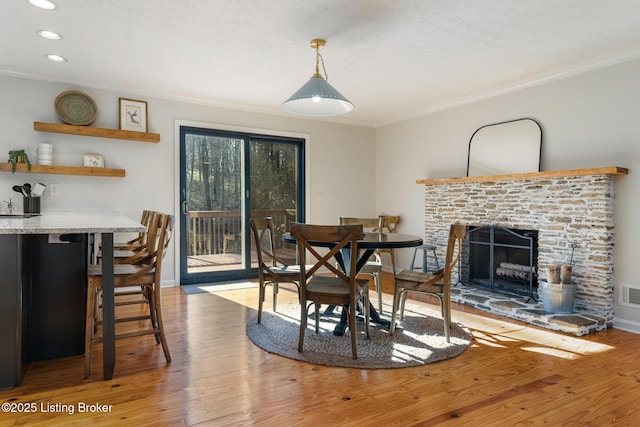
left=451, top=284, right=606, bottom=336
left=418, top=167, right=628, bottom=335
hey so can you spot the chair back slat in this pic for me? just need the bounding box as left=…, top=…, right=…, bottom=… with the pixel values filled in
left=442, top=224, right=466, bottom=288
left=251, top=216, right=279, bottom=267
left=290, top=223, right=363, bottom=283
left=138, top=209, right=152, bottom=244
left=130, top=209, right=154, bottom=249
left=339, top=217, right=382, bottom=232
left=156, top=214, right=173, bottom=276
left=378, top=215, right=399, bottom=233
left=124, top=212, right=173, bottom=285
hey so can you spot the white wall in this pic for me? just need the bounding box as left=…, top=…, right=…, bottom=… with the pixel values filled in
left=0, top=74, right=376, bottom=285
left=375, top=58, right=640, bottom=331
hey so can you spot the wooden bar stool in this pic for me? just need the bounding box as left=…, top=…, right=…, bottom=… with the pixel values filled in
left=84, top=212, right=173, bottom=378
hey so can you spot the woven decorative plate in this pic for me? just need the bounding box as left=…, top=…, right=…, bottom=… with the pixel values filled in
left=54, top=90, right=98, bottom=125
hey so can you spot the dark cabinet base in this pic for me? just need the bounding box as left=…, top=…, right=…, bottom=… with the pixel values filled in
left=0, top=235, right=30, bottom=390
left=0, top=234, right=88, bottom=390
left=29, top=234, right=88, bottom=361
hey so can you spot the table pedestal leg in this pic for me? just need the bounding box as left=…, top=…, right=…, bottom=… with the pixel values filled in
left=331, top=247, right=390, bottom=335
left=333, top=302, right=390, bottom=336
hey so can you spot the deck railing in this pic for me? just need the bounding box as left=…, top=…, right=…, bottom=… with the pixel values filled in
left=187, top=209, right=296, bottom=256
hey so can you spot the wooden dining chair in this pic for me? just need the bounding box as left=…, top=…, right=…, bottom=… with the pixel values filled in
left=390, top=224, right=466, bottom=342
left=378, top=215, right=400, bottom=276
left=339, top=217, right=385, bottom=313
left=84, top=211, right=173, bottom=377
left=250, top=216, right=309, bottom=323
left=291, top=222, right=370, bottom=359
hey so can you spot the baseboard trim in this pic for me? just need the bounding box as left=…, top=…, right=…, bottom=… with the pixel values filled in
left=612, top=317, right=640, bottom=335
left=161, top=279, right=177, bottom=288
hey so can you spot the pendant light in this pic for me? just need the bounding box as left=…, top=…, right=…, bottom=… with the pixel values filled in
left=282, top=39, right=354, bottom=116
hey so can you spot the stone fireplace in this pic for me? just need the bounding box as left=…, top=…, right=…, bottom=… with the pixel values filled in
left=418, top=166, right=628, bottom=335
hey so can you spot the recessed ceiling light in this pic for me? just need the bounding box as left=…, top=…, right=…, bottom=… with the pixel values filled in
left=28, top=0, right=56, bottom=10
left=45, top=54, right=67, bottom=62
left=37, top=30, right=62, bottom=40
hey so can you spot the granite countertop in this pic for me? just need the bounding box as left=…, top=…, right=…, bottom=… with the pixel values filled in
left=0, top=211, right=145, bottom=234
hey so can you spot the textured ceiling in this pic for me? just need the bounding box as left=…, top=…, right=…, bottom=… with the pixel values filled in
left=3, top=0, right=640, bottom=127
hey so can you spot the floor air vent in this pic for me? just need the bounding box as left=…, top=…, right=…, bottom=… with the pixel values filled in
left=619, top=284, right=640, bottom=308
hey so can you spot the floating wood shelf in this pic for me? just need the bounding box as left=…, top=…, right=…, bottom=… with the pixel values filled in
left=417, top=166, right=628, bottom=185
left=0, top=163, right=125, bottom=177
left=34, top=121, right=160, bottom=143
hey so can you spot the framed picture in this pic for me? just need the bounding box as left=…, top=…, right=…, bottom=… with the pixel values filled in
left=83, top=154, right=105, bottom=168
left=119, top=98, right=148, bottom=132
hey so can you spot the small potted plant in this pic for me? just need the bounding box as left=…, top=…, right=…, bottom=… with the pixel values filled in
left=8, top=149, right=31, bottom=173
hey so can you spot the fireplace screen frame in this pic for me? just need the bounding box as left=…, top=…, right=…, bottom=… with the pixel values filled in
left=464, top=225, right=538, bottom=300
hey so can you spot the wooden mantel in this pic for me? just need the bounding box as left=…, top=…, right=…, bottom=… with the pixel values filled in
left=417, top=166, right=628, bottom=185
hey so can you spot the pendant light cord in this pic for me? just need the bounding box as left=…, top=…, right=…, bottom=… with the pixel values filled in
left=315, top=45, right=329, bottom=81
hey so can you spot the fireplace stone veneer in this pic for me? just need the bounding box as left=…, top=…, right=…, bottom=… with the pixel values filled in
left=418, top=166, right=628, bottom=334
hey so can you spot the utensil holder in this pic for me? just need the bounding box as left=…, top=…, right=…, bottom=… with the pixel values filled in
left=24, top=197, right=41, bottom=214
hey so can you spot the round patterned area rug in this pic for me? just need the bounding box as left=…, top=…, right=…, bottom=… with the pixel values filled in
left=246, top=299, right=472, bottom=369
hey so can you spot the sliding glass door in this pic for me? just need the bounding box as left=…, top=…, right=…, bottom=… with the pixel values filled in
left=179, top=126, right=304, bottom=284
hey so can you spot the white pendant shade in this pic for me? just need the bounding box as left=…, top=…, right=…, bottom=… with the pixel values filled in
left=282, top=75, right=354, bottom=116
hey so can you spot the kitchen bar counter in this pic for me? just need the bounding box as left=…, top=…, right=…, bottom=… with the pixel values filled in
left=0, top=211, right=145, bottom=234
left=0, top=211, right=145, bottom=389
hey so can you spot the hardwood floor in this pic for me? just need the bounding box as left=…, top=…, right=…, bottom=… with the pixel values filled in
left=2, top=272, right=640, bottom=426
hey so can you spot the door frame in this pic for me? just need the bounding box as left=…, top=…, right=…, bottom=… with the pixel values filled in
left=173, top=120, right=310, bottom=285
